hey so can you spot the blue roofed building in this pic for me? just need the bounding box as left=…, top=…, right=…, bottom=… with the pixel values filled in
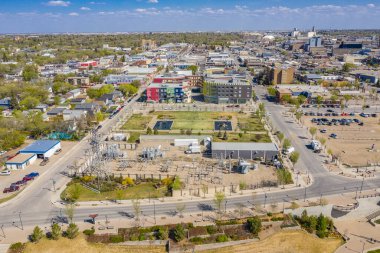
left=19, top=140, right=61, bottom=159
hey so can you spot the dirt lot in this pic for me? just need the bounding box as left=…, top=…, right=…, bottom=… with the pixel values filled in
left=109, top=139, right=277, bottom=189
left=304, top=116, right=380, bottom=167
left=200, top=229, right=343, bottom=253
left=0, top=141, right=75, bottom=200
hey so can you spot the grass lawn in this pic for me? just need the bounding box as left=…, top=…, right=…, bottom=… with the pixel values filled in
left=374, top=219, right=380, bottom=224
left=212, top=132, right=271, bottom=143
left=22, top=234, right=166, bottom=253
left=200, top=230, right=343, bottom=253
left=0, top=191, right=21, bottom=204
left=61, top=182, right=167, bottom=202
left=237, top=116, right=266, bottom=132
left=127, top=132, right=142, bottom=143
left=122, top=114, right=153, bottom=130
left=153, top=111, right=237, bottom=131
left=368, top=250, right=380, bottom=253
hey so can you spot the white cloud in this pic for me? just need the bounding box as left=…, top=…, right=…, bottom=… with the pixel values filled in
left=46, top=1, right=71, bottom=7
left=89, top=1, right=106, bottom=4
left=147, top=0, right=158, bottom=3
left=68, top=12, right=79, bottom=16
left=80, top=7, right=91, bottom=11
left=368, top=3, right=376, bottom=8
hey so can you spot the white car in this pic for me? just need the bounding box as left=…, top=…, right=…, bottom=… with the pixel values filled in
left=0, top=170, right=11, bottom=176
left=0, top=151, right=7, bottom=156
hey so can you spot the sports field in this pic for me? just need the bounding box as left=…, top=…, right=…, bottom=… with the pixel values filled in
left=153, top=111, right=236, bottom=130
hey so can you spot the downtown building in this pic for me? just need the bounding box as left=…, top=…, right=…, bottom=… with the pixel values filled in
left=146, top=82, right=191, bottom=103
left=202, top=78, right=252, bottom=104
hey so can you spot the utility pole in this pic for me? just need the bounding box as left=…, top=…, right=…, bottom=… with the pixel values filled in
left=360, top=177, right=365, bottom=193
left=264, top=193, right=267, bottom=208
left=51, top=179, right=56, bottom=192
left=304, top=187, right=307, bottom=202
left=153, top=201, right=156, bottom=225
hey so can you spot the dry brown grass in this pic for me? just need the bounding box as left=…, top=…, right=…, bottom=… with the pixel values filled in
left=200, top=230, right=343, bottom=253
left=23, top=234, right=166, bottom=253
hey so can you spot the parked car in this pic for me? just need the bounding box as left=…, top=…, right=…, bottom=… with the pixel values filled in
left=3, top=185, right=20, bottom=193
left=23, top=176, right=34, bottom=181
left=12, top=180, right=27, bottom=186
left=371, top=113, right=377, bottom=118
left=0, top=151, right=7, bottom=156
left=54, top=148, right=62, bottom=155
left=330, top=133, right=338, bottom=139
left=320, top=129, right=327, bottom=133
left=26, top=172, right=40, bottom=178
left=40, top=158, right=49, bottom=166
left=0, top=170, right=11, bottom=176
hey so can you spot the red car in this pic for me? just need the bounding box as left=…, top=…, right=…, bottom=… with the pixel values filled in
left=23, top=176, right=34, bottom=182
left=3, top=185, right=20, bottom=193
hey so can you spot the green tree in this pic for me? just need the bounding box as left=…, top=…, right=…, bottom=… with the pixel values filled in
left=267, top=87, right=277, bottom=97
left=51, top=223, right=61, bottom=240
left=146, top=127, right=153, bottom=135
left=30, top=226, right=44, bottom=242
left=187, top=65, right=198, bottom=75
left=247, top=216, right=262, bottom=235
left=283, top=138, right=291, bottom=150
left=290, top=151, right=300, bottom=165
left=20, top=96, right=40, bottom=110
left=309, top=127, right=317, bottom=139
left=173, top=224, right=185, bottom=242
left=66, top=223, right=79, bottom=239
left=118, top=83, right=138, bottom=96
left=95, top=112, right=105, bottom=123
left=22, top=64, right=38, bottom=81
left=214, top=191, right=225, bottom=215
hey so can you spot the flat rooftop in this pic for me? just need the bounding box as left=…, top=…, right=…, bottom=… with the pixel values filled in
left=212, top=142, right=278, bottom=151
left=20, top=140, right=60, bottom=153
left=6, top=153, right=36, bottom=164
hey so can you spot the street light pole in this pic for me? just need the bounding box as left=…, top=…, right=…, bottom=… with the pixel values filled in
left=153, top=201, right=156, bottom=224
left=224, top=200, right=228, bottom=213
left=264, top=193, right=267, bottom=208
left=18, top=211, right=23, bottom=230
left=360, top=177, right=364, bottom=194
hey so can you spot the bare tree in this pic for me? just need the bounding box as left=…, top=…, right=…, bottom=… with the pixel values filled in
left=131, top=198, right=141, bottom=227
left=65, top=203, right=76, bottom=224
left=176, top=203, right=186, bottom=218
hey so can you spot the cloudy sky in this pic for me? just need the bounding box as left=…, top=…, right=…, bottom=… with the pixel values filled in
left=0, top=0, right=379, bottom=33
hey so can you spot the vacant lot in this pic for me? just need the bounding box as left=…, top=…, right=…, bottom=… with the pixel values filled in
left=23, top=234, right=166, bottom=253
left=237, top=115, right=266, bottom=132
left=304, top=116, right=380, bottom=166
left=61, top=182, right=167, bottom=201
left=200, top=230, right=343, bottom=253
left=122, top=114, right=153, bottom=130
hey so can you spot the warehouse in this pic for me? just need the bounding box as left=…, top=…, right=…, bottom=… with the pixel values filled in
left=211, top=142, right=279, bottom=162
left=19, top=140, right=61, bottom=159
left=5, top=153, right=37, bottom=170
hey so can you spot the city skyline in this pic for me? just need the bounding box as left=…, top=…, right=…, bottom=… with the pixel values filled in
left=0, top=0, right=380, bottom=33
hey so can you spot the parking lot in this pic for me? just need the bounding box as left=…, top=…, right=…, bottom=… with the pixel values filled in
left=304, top=115, right=380, bottom=167
left=0, top=141, right=73, bottom=200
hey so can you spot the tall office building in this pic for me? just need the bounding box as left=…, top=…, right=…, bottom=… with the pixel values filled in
left=270, top=66, right=295, bottom=85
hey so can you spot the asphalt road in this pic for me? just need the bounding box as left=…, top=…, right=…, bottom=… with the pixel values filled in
left=0, top=64, right=379, bottom=230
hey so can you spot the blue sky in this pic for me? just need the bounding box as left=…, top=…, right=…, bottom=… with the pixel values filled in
left=0, top=0, right=379, bottom=33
